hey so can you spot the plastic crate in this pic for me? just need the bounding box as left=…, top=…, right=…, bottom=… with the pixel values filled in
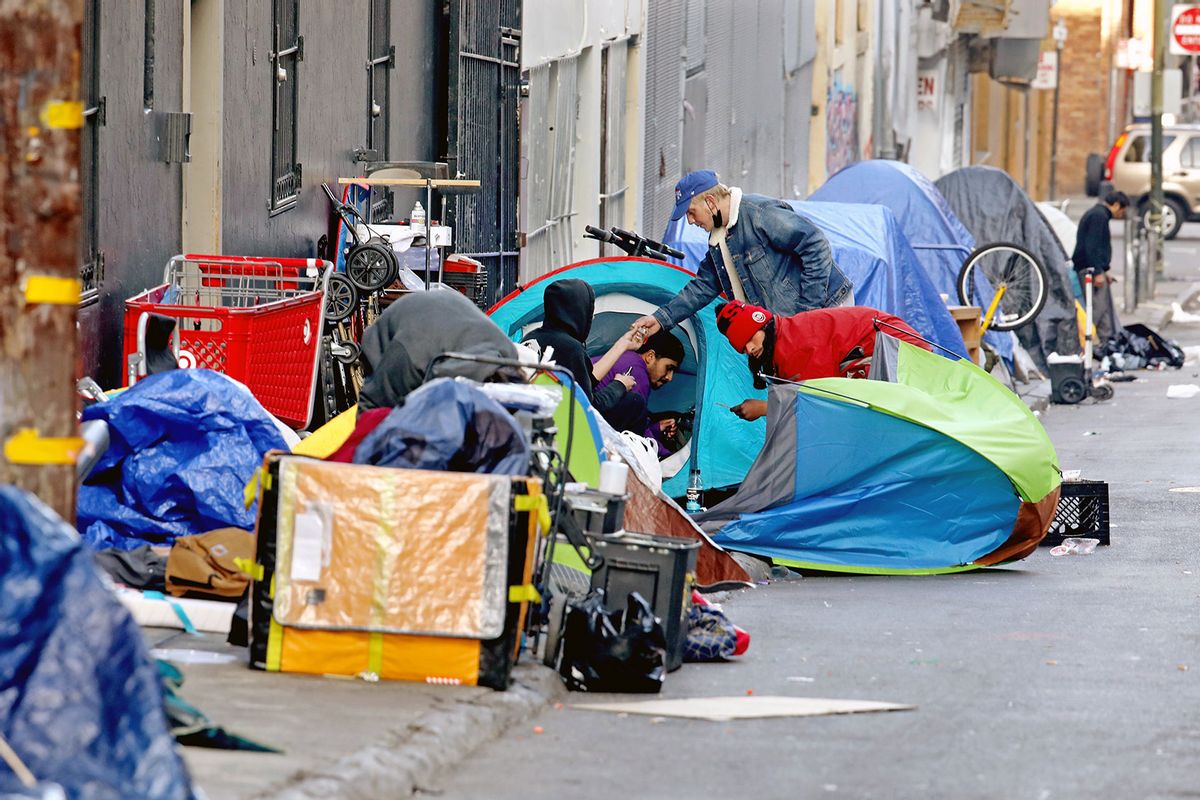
left=124, top=254, right=330, bottom=429
left=1042, top=480, right=1110, bottom=547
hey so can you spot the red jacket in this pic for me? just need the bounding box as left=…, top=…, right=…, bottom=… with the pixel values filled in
left=771, top=306, right=932, bottom=381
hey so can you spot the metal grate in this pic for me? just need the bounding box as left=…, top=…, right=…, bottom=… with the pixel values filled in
left=641, top=0, right=686, bottom=234
left=446, top=0, right=521, bottom=305
left=600, top=40, right=630, bottom=248
left=270, top=0, right=301, bottom=213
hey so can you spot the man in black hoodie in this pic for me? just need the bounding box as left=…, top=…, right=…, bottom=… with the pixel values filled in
left=523, top=279, right=636, bottom=410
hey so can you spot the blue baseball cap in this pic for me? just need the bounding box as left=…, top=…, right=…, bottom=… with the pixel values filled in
left=671, top=169, right=719, bottom=221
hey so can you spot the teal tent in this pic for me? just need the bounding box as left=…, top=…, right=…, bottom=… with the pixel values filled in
left=489, top=257, right=764, bottom=496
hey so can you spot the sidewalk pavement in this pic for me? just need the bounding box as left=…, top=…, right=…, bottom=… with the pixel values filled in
left=169, top=623, right=564, bottom=799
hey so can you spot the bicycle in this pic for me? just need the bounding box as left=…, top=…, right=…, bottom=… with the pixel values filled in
left=955, top=242, right=1049, bottom=333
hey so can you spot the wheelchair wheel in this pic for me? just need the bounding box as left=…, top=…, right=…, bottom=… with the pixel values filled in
left=956, top=242, right=1049, bottom=332
left=324, top=273, right=358, bottom=324
left=345, top=240, right=398, bottom=293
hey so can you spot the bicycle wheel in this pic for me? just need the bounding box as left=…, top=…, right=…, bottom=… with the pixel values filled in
left=956, top=242, right=1048, bottom=332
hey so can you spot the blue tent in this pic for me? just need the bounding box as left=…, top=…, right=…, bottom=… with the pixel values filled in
left=663, top=200, right=970, bottom=359
left=0, top=487, right=194, bottom=799
left=489, top=257, right=765, bottom=495
left=809, top=160, right=1012, bottom=360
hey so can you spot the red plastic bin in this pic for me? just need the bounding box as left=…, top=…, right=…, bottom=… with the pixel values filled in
left=123, top=254, right=331, bottom=429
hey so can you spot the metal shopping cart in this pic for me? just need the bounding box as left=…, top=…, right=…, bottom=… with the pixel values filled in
left=123, top=254, right=331, bottom=429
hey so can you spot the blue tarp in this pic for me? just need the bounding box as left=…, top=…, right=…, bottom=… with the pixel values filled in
left=810, top=160, right=1012, bottom=360
left=78, top=370, right=287, bottom=551
left=663, top=200, right=970, bottom=359
left=354, top=378, right=531, bottom=474
left=0, top=487, right=194, bottom=799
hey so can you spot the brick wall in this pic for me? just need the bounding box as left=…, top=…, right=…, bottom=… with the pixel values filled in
left=1054, top=6, right=1111, bottom=195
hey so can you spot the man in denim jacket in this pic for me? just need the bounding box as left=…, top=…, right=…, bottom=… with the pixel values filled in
left=633, top=170, right=854, bottom=338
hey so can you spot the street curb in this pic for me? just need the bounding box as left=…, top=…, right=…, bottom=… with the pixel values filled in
left=260, top=664, right=564, bottom=800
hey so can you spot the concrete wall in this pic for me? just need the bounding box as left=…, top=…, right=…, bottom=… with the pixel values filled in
left=83, top=1, right=441, bottom=384
left=521, top=0, right=645, bottom=275
left=218, top=2, right=438, bottom=256
left=79, top=0, right=186, bottom=387
left=808, top=0, right=874, bottom=193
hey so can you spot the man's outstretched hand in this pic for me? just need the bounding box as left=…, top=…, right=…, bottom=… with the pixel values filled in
left=730, top=399, right=767, bottom=421
left=631, top=315, right=662, bottom=342
left=658, top=418, right=678, bottom=438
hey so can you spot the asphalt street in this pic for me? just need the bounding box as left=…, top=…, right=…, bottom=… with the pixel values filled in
left=424, top=222, right=1200, bottom=800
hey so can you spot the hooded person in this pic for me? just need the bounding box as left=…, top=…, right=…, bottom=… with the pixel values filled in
left=522, top=279, right=637, bottom=410
left=716, top=300, right=933, bottom=421
left=357, top=290, right=524, bottom=411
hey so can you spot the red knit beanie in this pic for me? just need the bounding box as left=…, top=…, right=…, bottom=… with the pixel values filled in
left=716, top=301, right=772, bottom=353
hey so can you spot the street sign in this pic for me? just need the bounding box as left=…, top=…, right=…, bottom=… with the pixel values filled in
left=1170, top=4, right=1200, bottom=55
left=1031, top=51, right=1057, bottom=90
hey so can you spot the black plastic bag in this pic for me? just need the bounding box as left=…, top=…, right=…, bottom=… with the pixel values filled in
left=1099, top=323, right=1185, bottom=369
left=557, top=590, right=666, bottom=693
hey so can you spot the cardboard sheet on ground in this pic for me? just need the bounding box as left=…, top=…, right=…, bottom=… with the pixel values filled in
left=572, top=695, right=914, bottom=722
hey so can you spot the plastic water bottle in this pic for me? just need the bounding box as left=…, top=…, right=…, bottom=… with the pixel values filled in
left=685, top=468, right=703, bottom=513
left=410, top=201, right=426, bottom=227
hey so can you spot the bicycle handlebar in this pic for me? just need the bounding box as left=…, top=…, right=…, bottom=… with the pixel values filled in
left=583, top=224, right=685, bottom=261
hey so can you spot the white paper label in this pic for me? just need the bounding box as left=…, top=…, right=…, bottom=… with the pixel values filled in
left=291, top=510, right=326, bottom=582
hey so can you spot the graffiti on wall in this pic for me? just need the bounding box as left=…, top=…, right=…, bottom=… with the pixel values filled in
left=825, top=77, right=859, bottom=177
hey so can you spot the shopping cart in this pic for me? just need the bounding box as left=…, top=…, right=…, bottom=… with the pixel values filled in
left=123, top=254, right=331, bottom=429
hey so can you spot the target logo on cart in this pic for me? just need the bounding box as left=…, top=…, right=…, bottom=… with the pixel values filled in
left=1171, top=5, right=1200, bottom=55
left=177, top=350, right=198, bottom=370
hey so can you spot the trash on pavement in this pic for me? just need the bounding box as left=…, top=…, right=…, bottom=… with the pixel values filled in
left=1042, top=478, right=1109, bottom=547
left=1049, top=537, right=1100, bottom=557
left=1098, top=323, right=1186, bottom=371
left=571, top=695, right=915, bottom=722
left=158, top=660, right=278, bottom=752
left=1166, top=384, right=1200, bottom=399
left=114, top=586, right=238, bottom=635
left=77, top=369, right=287, bottom=551
left=0, top=487, right=193, bottom=798
left=557, top=590, right=667, bottom=693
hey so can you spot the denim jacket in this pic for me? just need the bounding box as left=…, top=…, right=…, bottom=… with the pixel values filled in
left=654, top=194, right=853, bottom=330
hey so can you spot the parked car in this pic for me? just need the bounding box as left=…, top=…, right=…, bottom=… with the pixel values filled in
left=1101, top=123, right=1200, bottom=240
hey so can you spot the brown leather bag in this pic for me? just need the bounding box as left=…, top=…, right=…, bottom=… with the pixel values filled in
left=166, top=528, right=256, bottom=600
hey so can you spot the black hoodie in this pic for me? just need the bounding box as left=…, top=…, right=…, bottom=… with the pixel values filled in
left=523, top=279, right=625, bottom=409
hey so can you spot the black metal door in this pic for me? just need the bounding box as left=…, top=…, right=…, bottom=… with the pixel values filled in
left=445, top=0, right=521, bottom=305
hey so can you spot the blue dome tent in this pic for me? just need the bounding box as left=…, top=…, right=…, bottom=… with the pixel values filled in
left=809, top=159, right=1012, bottom=360
left=662, top=200, right=970, bottom=359
left=489, top=257, right=765, bottom=496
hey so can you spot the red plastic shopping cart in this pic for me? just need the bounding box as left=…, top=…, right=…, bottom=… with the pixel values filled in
left=123, top=254, right=331, bottom=429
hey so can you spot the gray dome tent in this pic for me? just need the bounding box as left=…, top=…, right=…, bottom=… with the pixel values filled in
left=934, top=165, right=1079, bottom=369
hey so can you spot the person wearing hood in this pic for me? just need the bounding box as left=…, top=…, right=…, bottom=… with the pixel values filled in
left=715, top=300, right=931, bottom=422
left=522, top=279, right=638, bottom=409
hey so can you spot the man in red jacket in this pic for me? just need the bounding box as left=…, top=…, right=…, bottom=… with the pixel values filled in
left=716, top=300, right=932, bottom=421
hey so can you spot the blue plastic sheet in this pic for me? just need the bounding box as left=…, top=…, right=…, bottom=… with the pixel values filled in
left=354, top=378, right=531, bottom=475
left=78, top=370, right=287, bottom=551
left=664, top=200, right=970, bottom=359
left=0, top=487, right=194, bottom=799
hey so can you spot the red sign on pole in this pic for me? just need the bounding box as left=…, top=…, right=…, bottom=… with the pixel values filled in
left=1171, top=5, right=1200, bottom=55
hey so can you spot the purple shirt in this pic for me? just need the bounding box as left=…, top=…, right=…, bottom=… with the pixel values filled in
left=592, top=351, right=669, bottom=456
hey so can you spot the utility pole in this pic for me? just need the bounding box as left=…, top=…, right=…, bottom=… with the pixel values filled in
left=1148, top=0, right=1167, bottom=279
left=0, top=0, right=85, bottom=519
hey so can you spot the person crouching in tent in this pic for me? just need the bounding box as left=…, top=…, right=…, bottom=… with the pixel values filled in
left=593, top=330, right=685, bottom=457
left=716, top=300, right=932, bottom=421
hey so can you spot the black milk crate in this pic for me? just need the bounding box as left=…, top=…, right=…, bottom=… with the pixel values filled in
left=1042, top=479, right=1110, bottom=547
